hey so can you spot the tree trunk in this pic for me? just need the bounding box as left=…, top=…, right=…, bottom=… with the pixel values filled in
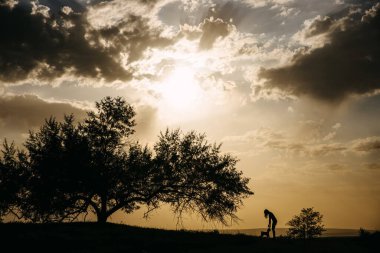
left=97, top=212, right=108, bottom=223
left=97, top=194, right=108, bottom=223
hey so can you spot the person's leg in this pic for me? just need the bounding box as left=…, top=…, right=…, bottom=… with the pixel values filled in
left=272, top=222, right=277, bottom=238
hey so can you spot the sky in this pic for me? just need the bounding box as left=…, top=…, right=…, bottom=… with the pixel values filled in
left=1, top=0, right=380, bottom=230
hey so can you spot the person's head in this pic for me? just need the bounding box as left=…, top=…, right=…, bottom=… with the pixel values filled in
left=264, top=209, right=269, bottom=218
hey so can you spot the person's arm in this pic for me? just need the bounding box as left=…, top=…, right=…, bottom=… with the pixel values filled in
left=268, top=217, right=272, bottom=227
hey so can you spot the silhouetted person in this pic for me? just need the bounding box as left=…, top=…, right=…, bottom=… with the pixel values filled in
left=264, top=209, right=277, bottom=238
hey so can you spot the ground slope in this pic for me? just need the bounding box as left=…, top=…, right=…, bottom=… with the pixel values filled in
left=0, top=222, right=378, bottom=253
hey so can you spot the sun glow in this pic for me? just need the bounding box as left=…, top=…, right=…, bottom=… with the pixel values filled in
left=157, top=66, right=204, bottom=120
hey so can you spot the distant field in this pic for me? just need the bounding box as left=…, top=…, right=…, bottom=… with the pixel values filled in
left=220, top=228, right=362, bottom=237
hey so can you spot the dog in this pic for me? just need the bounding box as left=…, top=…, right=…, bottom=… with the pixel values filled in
left=260, top=228, right=271, bottom=238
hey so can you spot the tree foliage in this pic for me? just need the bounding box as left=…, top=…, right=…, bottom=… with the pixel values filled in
left=20, top=115, right=92, bottom=222
left=153, top=129, right=252, bottom=225
left=287, top=207, right=325, bottom=239
left=0, top=140, right=27, bottom=221
left=0, top=96, right=253, bottom=224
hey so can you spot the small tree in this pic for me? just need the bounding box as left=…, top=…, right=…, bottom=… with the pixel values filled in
left=287, top=207, right=325, bottom=239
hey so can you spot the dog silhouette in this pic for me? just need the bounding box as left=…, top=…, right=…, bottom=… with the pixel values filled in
left=260, top=228, right=271, bottom=238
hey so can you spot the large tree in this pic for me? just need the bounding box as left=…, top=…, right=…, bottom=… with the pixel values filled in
left=0, top=140, right=27, bottom=221
left=19, top=115, right=94, bottom=222
left=1, top=97, right=253, bottom=224
left=152, top=129, right=253, bottom=225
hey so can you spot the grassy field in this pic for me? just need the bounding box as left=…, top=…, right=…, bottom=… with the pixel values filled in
left=0, top=222, right=378, bottom=253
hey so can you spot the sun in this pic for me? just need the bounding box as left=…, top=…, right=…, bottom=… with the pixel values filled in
left=157, top=66, right=204, bottom=119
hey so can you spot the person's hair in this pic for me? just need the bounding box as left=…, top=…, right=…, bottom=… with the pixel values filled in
left=264, top=209, right=269, bottom=218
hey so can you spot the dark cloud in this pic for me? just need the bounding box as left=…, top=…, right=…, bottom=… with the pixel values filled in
left=0, top=0, right=173, bottom=83
left=310, top=144, right=347, bottom=156
left=85, top=0, right=159, bottom=6
left=97, top=15, right=174, bottom=62
left=327, top=163, right=346, bottom=171
left=36, top=0, right=85, bottom=14
left=303, top=16, right=334, bottom=38
left=137, top=0, right=160, bottom=6
left=0, top=1, right=131, bottom=82
left=353, top=137, right=380, bottom=152
left=258, top=3, right=380, bottom=102
left=0, top=94, right=86, bottom=143
left=204, top=1, right=246, bottom=26
left=265, top=140, right=306, bottom=154
left=36, top=0, right=159, bottom=10
left=179, top=16, right=233, bottom=50
left=0, top=94, right=158, bottom=145
left=160, top=1, right=236, bottom=50
left=364, top=163, right=380, bottom=170
left=263, top=139, right=347, bottom=157
left=198, top=17, right=232, bottom=50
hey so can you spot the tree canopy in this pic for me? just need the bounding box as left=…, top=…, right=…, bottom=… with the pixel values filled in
left=0, top=140, right=27, bottom=221
left=286, top=207, right=325, bottom=239
left=0, top=96, right=253, bottom=224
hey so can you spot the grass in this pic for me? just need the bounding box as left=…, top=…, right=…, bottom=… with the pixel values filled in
left=0, top=222, right=379, bottom=253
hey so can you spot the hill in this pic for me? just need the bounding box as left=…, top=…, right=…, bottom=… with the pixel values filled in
left=0, top=222, right=378, bottom=253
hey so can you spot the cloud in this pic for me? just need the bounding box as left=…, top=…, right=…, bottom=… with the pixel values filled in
left=222, top=122, right=380, bottom=158
left=297, top=15, right=334, bottom=40
left=264, top=140, right=306, bottom=155
left=309, top=143, right=346, bottom=156
left=332, top=123, right=341, bottom=129
left=258, top=3, right=380, bottom=102
left=243, top=0, right=295, bottom=8
left=262, top=139, right=349, bottom=157
left=221, top=127, right=284, bottom=143
left=164, top=1, right=239, bottom=50
left=326, top=163, right=347, bottom=171
left=95, top=15, right=174, bottom=63
left=198, top=17, right=233, bottom=50
left=86, top=0, right=159, bottom=6
left=134, top=104, right=158, bottom=137
left=322, top=131, right=336, bottom=141
left=224, top=128, right=348, bottom=157
left=352, top=136, right=380, bottom=152
left=0, top=1, right=131, bottom=82
left=363, top=163, right=380, bottom=170
left=0, top=0, right=18, bottom=9
left=0, top=94, right=87, bottom=143
left=0, top=0, right=174, bottom=83
left=0, top=92, right=160, bottom=147
left=176, top=2, right=236, bottom=51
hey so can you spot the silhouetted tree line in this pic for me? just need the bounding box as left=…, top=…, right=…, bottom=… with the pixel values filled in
left=0, top=97, right=253, bottom=223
